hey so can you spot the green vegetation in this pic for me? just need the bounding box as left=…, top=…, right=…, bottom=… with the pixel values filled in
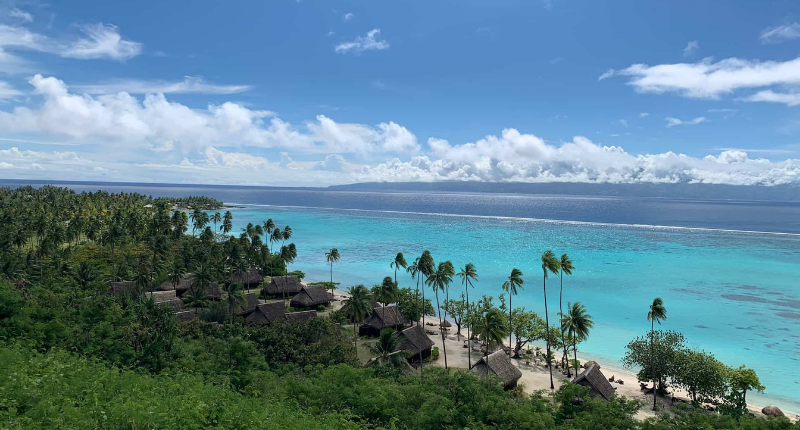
left=0, top=186, right=796, bottom=429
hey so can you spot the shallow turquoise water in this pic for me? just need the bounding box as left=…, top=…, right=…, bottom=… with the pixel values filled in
left=230, top=204, right=800, bottom=408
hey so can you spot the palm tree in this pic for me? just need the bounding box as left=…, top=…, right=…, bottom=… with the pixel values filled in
left=74, top=262, right=98, bottom=290
left=342, top=285, right=373, bottom=351
left=647, top=297, right=667, bottom=410
left=474, top=307, right=506, bottom=381
left=188, top=261, right=215, bottom=307
left=325, top=248, right=340, bottom=289
left=263, top=218, right=275, bottom=237
left=456, top=263, right=478, bottom=369
left=168, top=260, right=187, bottom=290
left=407, top=258, right=421, bottom=325
left=390, top=252, right=407, bottom=285
left=221, top=211, right=233, bottom=234
left=281, top=225, right=292, bottom=248
left=541, top=250, right=561, bottom=389
left=418, top=251, right=435, bottom=327
left=561, top=301, right=593, bottom=379
left=222, top=281, right=246, bottom=324
left=211, top=212, right=222, bottom=233
left=426, top=260, right=454, bottom=369
left=367, top=328, right=411, bottom=371
left=559, top=253, right=575, bottom=374
left=501, top=268, right=524, bottom=351
left=376, top=276, right=398, bottom=307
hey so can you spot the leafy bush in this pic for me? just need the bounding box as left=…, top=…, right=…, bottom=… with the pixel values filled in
left=428, top=346, right=440, bottom=362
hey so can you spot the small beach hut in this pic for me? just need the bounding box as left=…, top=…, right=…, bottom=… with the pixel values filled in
left=110, top=280, right=137, bottom=295
left=245, top=302, right=287, bottom=326
left=290, top=285, right=332, bottom=309
left=261, top=276, right=303, bottom=297
left=285, top=310, right=317, bottom=322
left=359, top=305, right=409, bottom=337
left=231, top=268, right=264, bottom=289
left=573, top=363, right=616, bottom=400
left=204, top=283, right=224, bottom=300
left=144, top=290, right=184, bottom=311
left=470, top=350, right=523, bottom=389
left=234, top=293, right=260, bottom=316
left=399, top=324, right=435, bottom=362
left=176, top=309, right=197, bottom=322
left=157, top=277, right=193, bottom=294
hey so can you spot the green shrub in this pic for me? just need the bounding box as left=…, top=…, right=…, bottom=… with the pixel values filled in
left=317, top=305, right=327, bottom=312
left=428, top=346, right=440, bottom=362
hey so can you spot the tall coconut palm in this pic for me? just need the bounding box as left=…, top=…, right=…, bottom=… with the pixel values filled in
left=325, top=248, right=340, bottom=292
left=474, top=307, right=506, bottom=381
left=456, top=263, right=478, bottom=369
left=222, top=281, right=246, bottom=324
left=263, top=218, right=275, bottom=238
left=377, top=276, right=398, bottom=307
left=211, top=212, right=222, bottom=233
left=221, top=211, right=233, bottom=234
left=426, top=260, right=454, bottom=369
left=541, top=250, right=561, bottom=389
left=561, top=301, right=593, bottom=379
left=342, top=285, right=373, bottom=351
left=559, top=253, right=575, bottom=374
left=418, top=251, right=435, bottom=327
left=501, top=268, right=524, bottom=351
left=407, top=258, right=420, bottom=323
left=281, top=225, right=292, bottom=248
left=367, top=328, right=412, bottom=371
left=647, top=297, right=667, bottom=410
left=390, top=252, right=407, bottom=285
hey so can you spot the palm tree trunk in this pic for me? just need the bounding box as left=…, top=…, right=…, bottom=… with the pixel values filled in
left=435, top=287, right=448, bottom=370
left=422, top=275, right=426, bottom=327
left=465, top=279, right=471, bottom=369
left=560, top=271, right=569, bottom=376
left=544, top=273, right=554, bottom=389
left=509, top=293, right=513, bottom=352
left=572, top=334, right=579, bottom=380
left=651, top=319, right=657, bottom=410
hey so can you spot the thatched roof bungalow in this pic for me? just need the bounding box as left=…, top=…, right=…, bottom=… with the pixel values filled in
left=204, top=283, right=224, bottom=300
left=145, top=290, right=177, bottom=303
left=359, top=305, right=409, bottom=337
left=290, top=285, right=332, bottom=309
left=157, top=277, right=192, bottom=293
left=399, top=324, right=435, bottom=362
left=245, top=302, right=287, bottom=326
left=470, top=350, right=523, bottom=389
left=262, top=276, right=303, bottom=297
left=231, top=268, right=264, bottom=288
left=573, top=363, right=616, bottom=400
left=110, top=280, right=137, bottom=295
left=234, top=293, right=260, bottom=316
left=285, top=310, right=317, bottom=322
left=176, top=309, right=197, bottom=322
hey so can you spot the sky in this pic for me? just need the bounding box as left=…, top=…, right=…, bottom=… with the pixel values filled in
left=1, top=0, right=800, bottom=187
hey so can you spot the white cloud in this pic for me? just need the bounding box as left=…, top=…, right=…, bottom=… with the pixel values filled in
left=343, top=12, right=354, bottom=21
left=0, top=74, right=419, bottom=156
left=10, top=8, right=33, bottom=23
left=0, top=80, right=22, bottom=98
left=744, top=90, right=800, bottom=107
left=597, top=68, right=615, bottom=81
left=61, top=23, right=142, bottom=60
left=204, top=147, right=269, bottom=170
left=314, top=154, right=347, bottom=172
left=619, top=119, right=628, bottom=127
left=665, top=116, right=706, bottom=127
left=683, top=40, right=699, bottom=57
left=638, top=112, right=649, bottom=118
left=760, top=22, right=800, bottom=44
left=335, top=29, right=389, bottom=54
left=279, top=152, right=295, bottom=168
left=355, top=129, right=800, bottom=186
left=74, top=76, right=252, bottom=95
left=609, top=57, right=800, bottom=99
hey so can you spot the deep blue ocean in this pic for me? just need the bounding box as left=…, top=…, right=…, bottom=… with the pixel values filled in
left=3, top=180, right=799, bottom=409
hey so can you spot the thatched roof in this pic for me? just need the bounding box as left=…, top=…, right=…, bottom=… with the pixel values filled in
left=262, top=276, right=303, bottom=296
left=371, top=300, right=381, bottom=309
left=285, top=310, right=317, bottom=322
left=176, top=310, right=197, bottom=322
left=204, top=283, right=223, bottom=300
left=363, top=305, right=408, bottom=330
left=400, top=324, right=435, bottom=354
left=290, top=285, right=332, bottom=308
left=162, top=298, right=184, bottom=311
left=145, top=290, right=177, bottom=303
left=762, top=406, right=784, bottom=417
left=583, top=360, right=600, bottom=369
left=158, top=277, right=192, bottom=292
left=234, top=293, right=259, bottom=316
left=231, top=268, right=264, bottom=286
left=470, top=351, right=523, bottom=387
left=110, top=281, right=136, bottom=294
left=574, top=363, right=615, bottom=400
left=245, top=302, right=287, bottom=326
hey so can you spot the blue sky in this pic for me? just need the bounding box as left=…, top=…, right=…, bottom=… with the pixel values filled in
left=1, top=0, right=800, bottom=186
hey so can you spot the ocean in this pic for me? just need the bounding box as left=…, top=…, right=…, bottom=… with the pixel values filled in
left=3, top=180, right=799, bottom=410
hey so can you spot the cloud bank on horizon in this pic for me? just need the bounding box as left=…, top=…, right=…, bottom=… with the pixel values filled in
left=1, top=2, right=800, bottom=187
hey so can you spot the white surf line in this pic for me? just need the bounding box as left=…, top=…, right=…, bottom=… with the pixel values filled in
left=227, top=203, right=800, bottom=238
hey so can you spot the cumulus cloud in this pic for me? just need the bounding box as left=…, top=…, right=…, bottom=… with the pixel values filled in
left=74, top=76, right=252, bottom=95
left=0, top=74, right=419, bottom=156
left=280, top=152, right=295, bottom=168
left=638, top=112, right=649, bottom=118
left=204, top=147, right=269, bottom=170
left=683, top=40, right=699, bottom=57
left=335, top=29, right=389, bottom=54
left=597, top=68, right=615, bottom=81
left=744, top=90, right=800, bottom=107
left=665, top=116, right=707, bottom=127
left=342, top=12, right=354, bottom=21
left=355, top=129, right=800, bottom=186
left=0, top=81, right=22, bottom=98
left=607, top=57, right=800, bottom=99
left=10, top=8, right=33, bottom=23
left=61, top=23, right=142, bottom=60
left=314, top=154, right=347, bottom=172
left=760, top=22, right=800, bottom=44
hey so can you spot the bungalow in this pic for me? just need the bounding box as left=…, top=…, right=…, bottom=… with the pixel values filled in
left=359, top=305, right=409, bottom=337
left=231, top=268, right=264, bottom=290
left=399, top=324, right=435, bottom=362
left=470, top=350, right=523, bottom=389
left=176, top=309, right=197, bottom=322
left=573, top=363, right=616, bottom=400
left=110, top=280, right=137, bottom=295
left=261, top=275, right=303, bottom=297
left=245, top=302, right=287, bottom=326
left=290, top=285, right=332, bottom=309
left=285, top=310, right=317, bottom=322
left=144, top=290, right=184, bottom=311
left=234, top=293, right=260, bottom=317
left=157, top=277, right=192, bottom=294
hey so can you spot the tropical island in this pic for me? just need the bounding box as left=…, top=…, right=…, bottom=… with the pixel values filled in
left=0, top=185, right=796, bottom=429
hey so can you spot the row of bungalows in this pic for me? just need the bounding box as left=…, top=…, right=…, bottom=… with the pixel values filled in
left=245, top=302, right=317, bottom=326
